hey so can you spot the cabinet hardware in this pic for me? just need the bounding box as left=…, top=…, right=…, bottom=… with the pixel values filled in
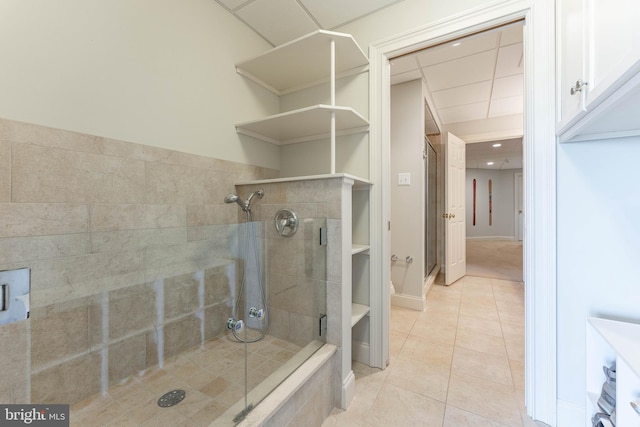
left=570, top=79, right=588, bottom=95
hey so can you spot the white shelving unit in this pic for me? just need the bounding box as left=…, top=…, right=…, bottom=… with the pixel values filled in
left=586, top=317, right=640, bottom=426
left=235, top=30, right=369, bottom=95
left=235, top=30, right=370, bottom=173
left=235, top=105, right=368, bottom=145
left=234, top=31, right=373, bottom=409
left=351, top=303, right=370, bottom=327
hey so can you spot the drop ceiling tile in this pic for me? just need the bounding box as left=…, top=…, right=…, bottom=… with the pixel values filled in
left=216, top=0, right=252, bottom=11
left=500, top=24, right=524, bottom=46
left=422, top=50, right=496, bottom=92
left=495, top=43, right=523, bottom=78
left=492, top=74, right=524, bottom=99
left=416, top=31, right=498, bottom=67
left=431, top=81, right=492, bottom=109
left=236, top=0, right=319, bottom=46
left=390, top=70, right=422, bottom=85
left=438, top=101, right=488, bottom=124
left=489, top=96, right=523, bottom=117
left=300, top=0, right=403, bottom=29
left=390, top=55, right=419, bottom=76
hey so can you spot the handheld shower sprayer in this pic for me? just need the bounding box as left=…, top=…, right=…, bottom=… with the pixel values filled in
left=224, top=190, right=264, bottom=222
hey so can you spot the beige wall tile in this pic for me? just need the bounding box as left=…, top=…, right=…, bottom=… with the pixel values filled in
left=1, top=119, right=102, bottom=153
left=0, top=234, right=89, bottom=264
left=109, top=335, right=147, bottom=383
left=90, top=204, right=186, bottom=232
left=13, top=143, right=145, bottom=203
left=0, top=203, right=88, bottom=238
left=90, top=228, right=186, bottom=253
left=31, top=303, right=91, bottom=371
left=145, top=162, right=235, bottom=205
left=109, top=283, right=156, bottom=341
left=164, top=273, right=200, bottom=320
left=0, top=141, right=9, bottom=202
left=186, top=205, right=236, bottom=226
left=31, top=352, right=102, bottom=405
left=0, top=320, right=28, bottom=401
left=144, top=241, right=230, bottom=281
left=162, top=315, right=201, bottom=359
left=29, top=251, right=145, bottom=308
left=203, top=303, right=231, bottom=341
left=204, top=264, right=234, bottom=307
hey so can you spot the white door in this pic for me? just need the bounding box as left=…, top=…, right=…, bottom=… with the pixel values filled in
left=444, top=132, right=466, bottom=285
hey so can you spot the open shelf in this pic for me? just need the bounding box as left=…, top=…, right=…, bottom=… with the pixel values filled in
left=351, top=303, right=370, bottom=327
left=351, top=245, right=370, bottom=255
left=586, top=317, right=640, bottom=427
left=236, top=30, right=369, bottom=95
left=588, top=317, right=640, bottom=377
left=235, top=104, right=369, bottom=145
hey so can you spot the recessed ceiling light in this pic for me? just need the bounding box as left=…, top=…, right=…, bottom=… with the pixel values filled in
left=452, top=42, right=462, bottom=47
left=492, top=143, right=502, bottom=147
left=487, top=162, right=494, bottom=165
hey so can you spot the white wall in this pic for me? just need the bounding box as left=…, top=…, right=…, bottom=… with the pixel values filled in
left=556, top=136, right=640, bottom=410
left=466, top=168, right=522, bottom=239
left=390, top=80, right=424, bottom=300
left=0, top=0, right=280, bottom=169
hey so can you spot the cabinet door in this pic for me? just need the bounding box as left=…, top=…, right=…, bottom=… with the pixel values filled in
left=558, top=0, right=586, bottom=126
left=585, top=0, right=640, bottom=108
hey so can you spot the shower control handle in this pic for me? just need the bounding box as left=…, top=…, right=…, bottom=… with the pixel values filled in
left=274, top=208, right=299, bottom=237
left=248, top=307, right=265, bottom=319
left=226, top=318, right=243, bottom=331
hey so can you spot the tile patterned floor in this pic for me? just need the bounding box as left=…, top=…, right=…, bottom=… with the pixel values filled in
left=323, top=275, right=547, bottom=427
left=70, top=334, right=301, bottom=427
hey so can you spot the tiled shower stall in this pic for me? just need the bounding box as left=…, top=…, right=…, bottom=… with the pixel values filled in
left=0, top=118, right=340, bottom=425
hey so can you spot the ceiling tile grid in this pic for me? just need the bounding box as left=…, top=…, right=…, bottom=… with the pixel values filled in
left=235, top=0, right=318, bottom=46
left=217, top=0, right=405, bottom=46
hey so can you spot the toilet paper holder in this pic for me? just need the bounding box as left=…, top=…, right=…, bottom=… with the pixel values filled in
left=391, top=255, right=414, bottom=264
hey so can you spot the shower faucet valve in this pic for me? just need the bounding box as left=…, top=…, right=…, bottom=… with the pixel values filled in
left=248, top=307, right=265, bottom=319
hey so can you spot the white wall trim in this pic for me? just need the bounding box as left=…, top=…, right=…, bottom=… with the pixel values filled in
left=351, top=340, right=371, bottom=366
left=369, top=0, right=557, bottom=424
left=466, top=236, right=516, bottom=240
left=390, top=293, right=426, bottom=311
left=557, top=400, right=585, bottom=427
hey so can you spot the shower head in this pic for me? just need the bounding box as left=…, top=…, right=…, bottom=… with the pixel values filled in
left=224, top=194, right=240, bottom=204
left=247, top=189, right=264, bottom=204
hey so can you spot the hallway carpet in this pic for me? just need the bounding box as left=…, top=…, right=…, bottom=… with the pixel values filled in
left=466, top=239, right=523, bottom=282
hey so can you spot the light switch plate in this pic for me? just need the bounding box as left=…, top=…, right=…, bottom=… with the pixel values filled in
left=398, top=172, right=411, bottom=186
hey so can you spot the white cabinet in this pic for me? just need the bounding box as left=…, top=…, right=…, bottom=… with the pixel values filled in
left=586, top=317, right=640, bottom=426
left=557, top=0, right=640, bottom=142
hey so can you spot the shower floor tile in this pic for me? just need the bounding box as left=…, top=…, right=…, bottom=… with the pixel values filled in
left=69, top=334, right=302, bottom=427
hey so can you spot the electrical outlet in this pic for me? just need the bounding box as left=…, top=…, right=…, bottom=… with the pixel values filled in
left=398, top=172, right=411, bottom=186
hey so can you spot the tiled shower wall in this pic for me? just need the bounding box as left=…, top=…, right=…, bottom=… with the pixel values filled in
left=236, top=179, right=342, bottom=348
left=0, top=118, right=277, bottom=406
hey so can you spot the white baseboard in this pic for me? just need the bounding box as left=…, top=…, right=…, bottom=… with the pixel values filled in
left=466, top=236, right=516, bottom=240
left=341, top=370, right=356, bottom=409
left=390, top=293, right=425, bottom=311
left=557, top=399, right=585, bottom=427
left=352, top=340, right=370, bottom=365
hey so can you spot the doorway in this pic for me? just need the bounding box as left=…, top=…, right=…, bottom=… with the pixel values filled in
left=369, top=2, right=557, bottom=424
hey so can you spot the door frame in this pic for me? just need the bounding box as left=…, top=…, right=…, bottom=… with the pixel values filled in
left=369, top=0, right=557, bottom=424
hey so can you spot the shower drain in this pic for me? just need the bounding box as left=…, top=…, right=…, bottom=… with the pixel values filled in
left=157, top=389, right=186, bottom=408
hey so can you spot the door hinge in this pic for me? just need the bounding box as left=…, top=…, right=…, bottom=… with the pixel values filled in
left=319, top=314, right=327, bottom=337
left=319, top=226, right=327, bottom=246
